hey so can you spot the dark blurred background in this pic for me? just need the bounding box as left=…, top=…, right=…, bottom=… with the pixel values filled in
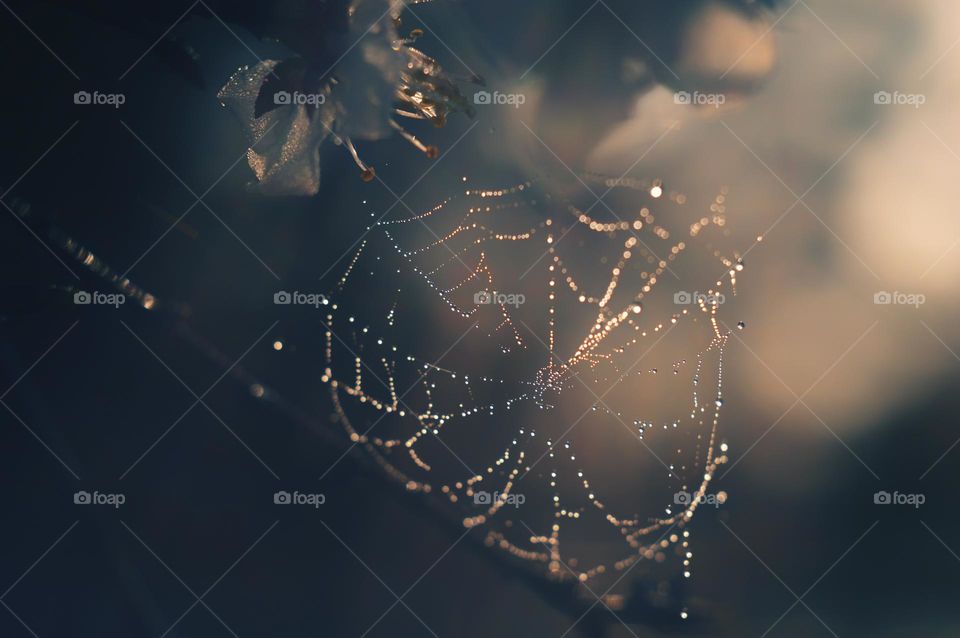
left=2, top=1, right=960, bottom=636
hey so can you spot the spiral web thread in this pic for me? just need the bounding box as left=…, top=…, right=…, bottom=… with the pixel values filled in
left=320, top=174, right=744, bottom=589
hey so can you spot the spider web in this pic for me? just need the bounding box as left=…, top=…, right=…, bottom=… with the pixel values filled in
left=321, top=173, right=745, bottom=595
